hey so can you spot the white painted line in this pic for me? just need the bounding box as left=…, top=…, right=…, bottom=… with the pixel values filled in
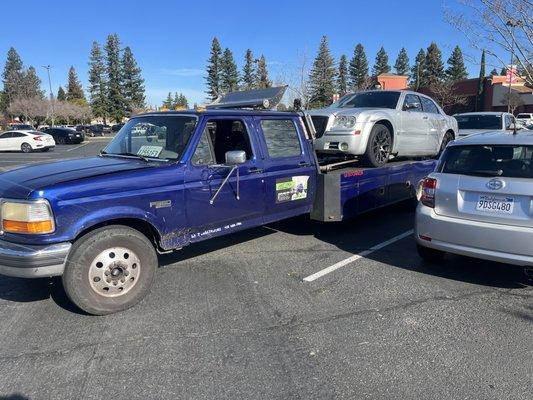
left=303, top=229, right=414, bottom=282
left=66, top=142, right=90, bottom=152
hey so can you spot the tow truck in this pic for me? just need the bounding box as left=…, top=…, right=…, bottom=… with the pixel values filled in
left=0, top=87, right=436, bottom=314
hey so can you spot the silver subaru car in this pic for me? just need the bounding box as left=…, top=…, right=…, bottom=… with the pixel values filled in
left=416, top=130, right=533, bottom=266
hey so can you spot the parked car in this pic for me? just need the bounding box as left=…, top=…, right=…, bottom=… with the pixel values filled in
left=88, top=124, right=109, bottom=137
left=7, top=123, right=34, bottom=131
left=416, top=129, right=533, bottom=266
left=111, top=123, right=124, bottom=133
left=76, top=124, right=91, bottom=133
left=516, top=113, right=533, bottom=126
left=453, top=112, right=519, bottom=137
left=43, top=127, right=84, bottom=144
left=0, top=130, right=55, bottom=152
left=308, top=90, right=458, bottom=167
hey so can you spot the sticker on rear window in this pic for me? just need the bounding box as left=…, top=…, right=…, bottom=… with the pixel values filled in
left=276, top=176, right=309, bottom=203
left=137, top=145, right=163, bottom=158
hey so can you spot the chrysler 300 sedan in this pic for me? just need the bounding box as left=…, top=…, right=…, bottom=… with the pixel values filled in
left=416, top=130, right=533, bottom=266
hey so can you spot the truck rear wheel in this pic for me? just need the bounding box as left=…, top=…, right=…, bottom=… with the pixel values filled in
left=62, top=225, right=157, bottom=315
left=362, top=123, right=391, bottom=167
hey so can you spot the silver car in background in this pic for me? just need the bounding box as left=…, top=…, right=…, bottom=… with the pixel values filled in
left=453, top=111, right=519, bottom=137
left=308, top=90, right=458, bottom=167
left=416, top=130, right=533, bottom=266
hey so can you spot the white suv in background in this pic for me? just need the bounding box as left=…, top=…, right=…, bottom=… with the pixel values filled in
left=454, top=112, right=519, bottom=137
left=308, top=90, right=457, bottom=167
left=516, top=113, right=533, bottom=127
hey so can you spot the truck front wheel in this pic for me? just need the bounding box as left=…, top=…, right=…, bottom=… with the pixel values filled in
left=62, top=225, right=157, bottom=315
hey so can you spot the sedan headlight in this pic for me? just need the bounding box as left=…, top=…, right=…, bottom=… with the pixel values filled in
left=1, top=200, right=55, bottom=234
left=332, top=115, right=357, bottom=130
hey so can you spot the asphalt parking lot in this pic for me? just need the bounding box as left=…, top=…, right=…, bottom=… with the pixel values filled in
left=0, top=140, right=532, bottom=400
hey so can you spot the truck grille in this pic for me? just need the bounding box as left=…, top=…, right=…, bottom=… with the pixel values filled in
left=311, top=116, right=328, bottom=138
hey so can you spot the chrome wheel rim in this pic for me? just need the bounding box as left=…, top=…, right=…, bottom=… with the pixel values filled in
left=88, top=247, right=141, bottom=297
left=372, top=129, right=391, bottom=164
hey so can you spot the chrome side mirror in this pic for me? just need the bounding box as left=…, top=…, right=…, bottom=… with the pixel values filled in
left=225, top=150, right=246, bottom=165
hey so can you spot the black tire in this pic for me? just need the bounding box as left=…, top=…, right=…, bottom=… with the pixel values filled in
left=42, top=148, right=50, bottom=152
left=62, top=225, right=157, bottom=315
left=57, top=136, right=66, bottom=145
left=21, top=143, right=33, bottom=153
left=417, top=243, right=445, bottom=263
left=437, top=131, right=454, bottom=157
left=362, top=123, right=392, bottom=167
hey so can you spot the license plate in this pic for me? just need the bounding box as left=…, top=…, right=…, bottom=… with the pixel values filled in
left=476, top=195, right=514, bottom=214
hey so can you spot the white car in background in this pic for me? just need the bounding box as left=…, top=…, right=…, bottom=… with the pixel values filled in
left=308, top=90, right=457, bottom=167
left=0, top=130, right=56, bottom=153
left=453, top=112, right=519, bottom=137
left=516, top=113, right=533, bottom=126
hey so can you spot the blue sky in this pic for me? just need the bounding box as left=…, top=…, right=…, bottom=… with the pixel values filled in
left=1, top=0, right=499, bottom=107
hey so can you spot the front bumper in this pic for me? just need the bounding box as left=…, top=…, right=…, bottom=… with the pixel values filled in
left=314, top=131, right=366, bottom=155
left=415, top=204, right=533, bottom=266
left=0, top=239, right=71, bottom=278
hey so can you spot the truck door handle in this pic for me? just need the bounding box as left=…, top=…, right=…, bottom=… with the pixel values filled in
left=248, top=167, right=264, bottom=174
left=298, top=161, right=311, bottom=167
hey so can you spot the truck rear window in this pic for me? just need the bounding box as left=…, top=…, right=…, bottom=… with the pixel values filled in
left=439, top=145, right=533, bottom=178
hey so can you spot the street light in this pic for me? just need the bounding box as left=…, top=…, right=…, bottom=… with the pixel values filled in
left=505, top=19, right=522, bottom=114
left=42, top=65, right=55, bottom=127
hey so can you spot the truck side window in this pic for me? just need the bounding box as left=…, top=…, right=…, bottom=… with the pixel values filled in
left=191, top=127, right=215, bottom=166
left=207, top=119, right=254, bottom=163
left=260, top=119, right=301, bottom=158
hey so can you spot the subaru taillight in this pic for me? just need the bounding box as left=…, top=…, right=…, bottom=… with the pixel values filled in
left=420, top=178, right=437, bottom=208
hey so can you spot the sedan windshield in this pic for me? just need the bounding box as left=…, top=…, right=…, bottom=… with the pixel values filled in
left=455, top=115, right=501, bottom=130
left=340, top=91, right=400, bottom=109
left=103, top=115, right=198, bottom=161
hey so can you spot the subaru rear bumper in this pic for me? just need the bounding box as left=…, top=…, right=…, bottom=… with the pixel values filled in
left=0, top=239, right=71, bottom=278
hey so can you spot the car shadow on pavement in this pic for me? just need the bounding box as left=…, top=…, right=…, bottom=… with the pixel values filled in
left=0, top=394, right=32, bottom=400
left=269, top=202, right=533, bottom=290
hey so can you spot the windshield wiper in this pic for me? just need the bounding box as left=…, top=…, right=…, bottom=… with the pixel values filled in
left=100, top=151, right=169, bottom=163
left=469, top=169, right=503, bottom=177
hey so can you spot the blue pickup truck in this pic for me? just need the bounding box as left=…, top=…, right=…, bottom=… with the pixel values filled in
left=0, top=93, right=435, bottom=314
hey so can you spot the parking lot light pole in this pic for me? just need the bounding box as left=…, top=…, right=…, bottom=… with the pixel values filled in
left=43, top=65, right=55, bottom=127
left=505, top=19, right=522, bottom=114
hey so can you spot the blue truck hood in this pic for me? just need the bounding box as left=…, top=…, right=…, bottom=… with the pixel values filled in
left=0, top=156, right=151, bottom=199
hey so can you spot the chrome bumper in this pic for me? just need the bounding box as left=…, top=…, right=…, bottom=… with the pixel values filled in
left=0, top=239, right=71, bottom=278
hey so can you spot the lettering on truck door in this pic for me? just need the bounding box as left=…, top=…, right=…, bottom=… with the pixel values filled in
left=255, top=116, right=316, bottom=223
left=184, top=116, right=266, bottom=241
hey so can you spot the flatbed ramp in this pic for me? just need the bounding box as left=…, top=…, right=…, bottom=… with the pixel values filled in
left=310, top=159, right=437, bottom=221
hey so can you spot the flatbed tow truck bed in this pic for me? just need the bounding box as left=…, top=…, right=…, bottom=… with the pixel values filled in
left=311, top=159, right=437, bottom=221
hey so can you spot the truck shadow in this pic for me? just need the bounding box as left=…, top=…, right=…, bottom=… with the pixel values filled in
left=269, top=202, right=532, bottom=290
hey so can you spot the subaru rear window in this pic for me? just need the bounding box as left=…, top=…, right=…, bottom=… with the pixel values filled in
left=439, top=145, right=533, bottom=178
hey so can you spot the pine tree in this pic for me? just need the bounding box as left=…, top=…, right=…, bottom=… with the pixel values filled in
left=66, top=66, right=86, bottom=102
left=20, top=66, right=44, bottom=99
left=162, top=92, right=173, bottom=109
left=88, top=41, right=108, bottom=121
left=476, top=49, right=486, bottom=111
left=105, top=33, right=127, bottom=122
left=205, top=37, right=222, bottom=100
left=422, top=42, right=445, bottom=87
left=242, top=49, right=255, bottom=90
left=1, top=47, right=24, bottom=111
left=500, top=66, right=507, bottom=75
left=349, top=43, right=368, bottom=90
left=308, top=35, right=336, bottom=108
left=256, top=55, right=271, bottom=89
left=121, top=46, right=145, bottom=110
left=372, top=46, right=391, bottom=76
left=57, top=86, right=66, bottom=101
left=445, top=45, right=468, bottom=82
left=410, top=48, right=426, bottom=90
left=220, top=48, right=239, bottom=93
left=178, top=94, right=188, bottom=108
left=489, top=68, right=498, bottom=76
left=394, top=47, right=410, bottom=76
left=337, top=55, right=348, bottom=96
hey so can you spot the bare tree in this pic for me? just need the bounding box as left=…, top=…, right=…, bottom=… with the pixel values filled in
left=7, top=96, right=48, bottom=125
left=430, top=80, right=468, bottom=112
left=273, top=49, right=312, bottom=109
left=445, top=0, right=533, bottom=85
left=55, top=100, right=92, bottom=124
left=501, top=91, right=525, bottom=113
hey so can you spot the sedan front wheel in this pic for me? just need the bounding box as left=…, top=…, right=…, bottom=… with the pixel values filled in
left=363, top=123, right=392, bottom=167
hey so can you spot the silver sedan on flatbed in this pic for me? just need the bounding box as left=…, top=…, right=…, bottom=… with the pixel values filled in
left=416, top=130, right=533, bottom=266
left=308, top=90, right=458, bottom=167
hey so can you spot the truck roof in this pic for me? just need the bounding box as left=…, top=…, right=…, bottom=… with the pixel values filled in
left=133, top=109, right=300, bottom=118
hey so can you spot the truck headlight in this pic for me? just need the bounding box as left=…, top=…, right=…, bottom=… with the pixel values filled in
left=1, top=200, right=55, bottom=234
left=332, top=115, right=357, bottom=130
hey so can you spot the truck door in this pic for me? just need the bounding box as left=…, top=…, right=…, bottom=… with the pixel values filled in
left=255, top=116, right=316, bottom=223
left=184, top=116, right=266, bottom=241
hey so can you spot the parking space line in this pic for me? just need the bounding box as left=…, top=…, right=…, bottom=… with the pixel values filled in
left=66, top=142, right=90, bottom=152
left=302, top=229, right=414, bottom=282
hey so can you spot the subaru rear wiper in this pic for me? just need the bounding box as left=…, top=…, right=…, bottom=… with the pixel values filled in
left=470, top=169, right=503, bottom=177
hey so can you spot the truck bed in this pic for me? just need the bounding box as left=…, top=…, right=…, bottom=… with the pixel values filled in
left=310, top=159, right=437, bottom=221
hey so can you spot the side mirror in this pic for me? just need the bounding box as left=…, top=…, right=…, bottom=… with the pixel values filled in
left=225, top=150, right=246, bottom=165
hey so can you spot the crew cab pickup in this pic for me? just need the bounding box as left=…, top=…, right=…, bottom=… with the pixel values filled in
left=0, top=90, right=436, bottom=315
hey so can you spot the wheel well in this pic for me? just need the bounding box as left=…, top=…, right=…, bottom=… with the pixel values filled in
left=75, top=218, right=161, bottom=250
left=446, top=129, right=455, bottom=139
left=375, top=120, right=394, bottom=145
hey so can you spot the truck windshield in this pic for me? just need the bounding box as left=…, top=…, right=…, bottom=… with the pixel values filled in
left=103, top=115, right=198, bottom=161
left=340, top=91, right=400, bottom=109
left=455, top=115, right=501, bottom=130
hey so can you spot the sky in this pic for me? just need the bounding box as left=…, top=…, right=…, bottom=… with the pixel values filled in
left=0, top=0, right=502, bottom=107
